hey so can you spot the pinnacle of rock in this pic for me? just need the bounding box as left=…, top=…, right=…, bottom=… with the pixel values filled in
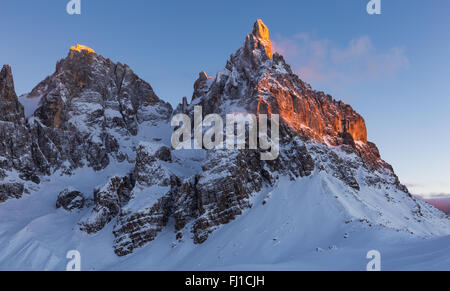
left=0, top=65, right=17, bottom=102
left=252, top=19, right=270, bottom=41
left=246, top=19, right=273, bottom=59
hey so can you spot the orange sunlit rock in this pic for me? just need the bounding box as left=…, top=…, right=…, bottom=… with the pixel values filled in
left=251, top=19, right=273, bottom=59
left=70, top=44, right=95, bottom=54
left=253, top=19, right=270, bottom=40
left=255, top=77, right=368, bottom=144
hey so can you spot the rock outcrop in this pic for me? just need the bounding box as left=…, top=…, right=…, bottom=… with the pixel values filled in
left=250, top=19, right=273, bottom=59
left=133, top=143, right=173, bottom=187
left=0, top=65, right=36, bottom=202
left=56, top=188, right=86, bottom=211
left=113, top=142, right=179, bottom=256
left=0, top=183, right=25, bottom=203
left=191, top=150, right=266, bottom=243
left=0, top=65, right=25, bottom=123
left=79, top=174, right=135, bottom=233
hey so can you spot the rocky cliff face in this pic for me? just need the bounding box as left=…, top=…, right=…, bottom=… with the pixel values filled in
left=0, top=65, right=25, bottom=124
left=0, top=65, right=36, bottom=202
left=29, top=46, right=172, bottom=173
left=0, top=21, right=436, bottom=258
left=113, top=142, right=179, bottom=256
left=186, top=20, right=368, bottom=147
left=0, top=46, right=172, bottom=203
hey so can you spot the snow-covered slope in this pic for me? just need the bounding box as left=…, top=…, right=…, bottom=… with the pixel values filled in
left=0, top=165, right=449, bottom=271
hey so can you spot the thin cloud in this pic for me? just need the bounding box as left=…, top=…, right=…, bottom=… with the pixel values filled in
left=331, top=36, right=373, bottom=62
left=414, top=194, right=450, bottom=215
left=405, top=182, right=423, bottom=189
left=414, top=193, right=450, bottom=199
left=272, top=33, right=410, bottom=86
left=405, top=180, right=450, bottom=195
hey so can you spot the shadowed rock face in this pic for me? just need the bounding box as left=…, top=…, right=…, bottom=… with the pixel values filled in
left=112, top=143, right=179, bottom=256
left=56, top=188, right=86, bottom=211
left=79, top=175, right=135, bottom=234
left=28, top=48, right=173, bottom=172
left=0, top=183, right=24, bottom=203
left=0, top=65, right=36, bottom=198
left=0, top=65, right=25, bottom=123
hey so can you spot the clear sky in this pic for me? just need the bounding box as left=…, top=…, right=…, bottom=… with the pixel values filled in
left=1, top=0, right=449, bottom=196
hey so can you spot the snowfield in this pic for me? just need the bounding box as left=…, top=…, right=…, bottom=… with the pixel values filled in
left=1, top=161, right=450, bottom=271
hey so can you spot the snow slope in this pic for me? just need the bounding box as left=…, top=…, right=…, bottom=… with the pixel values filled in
left=18, top=94, right=41, bottom=118
left=1, top=163, right=450, bottom=271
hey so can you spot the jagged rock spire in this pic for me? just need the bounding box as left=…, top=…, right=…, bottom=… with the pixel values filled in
left=252, top=19, right=270, bottom=40
left=0, top=65, right=17, bottom=101
left=245, top=19, right=273, bottom=59
left=0, top=65, right=25, bottom=123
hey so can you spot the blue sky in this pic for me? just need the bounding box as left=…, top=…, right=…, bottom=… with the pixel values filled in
left=1, top=0, right=449, bottom=195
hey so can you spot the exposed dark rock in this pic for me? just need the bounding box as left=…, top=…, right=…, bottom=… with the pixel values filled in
left=56, top=188, right=86, bottom=211
left=113, top=189, right=174, bottom=256
left=0, top=65, right=25, bottom=123
left=134, top=143, right=173, bottom=187
left=341, top=132, right=356, bottom=148
left=0, top=48, right=172, bottom=204
left=113, top=143, right=178, bottom=256
left=79, top=174, right=135, bottom=233
left=0, top=182, right=25, bottom=203
left=173, top=178, right=199, bottom=231
left=191, top=150, right=266, bottom=243
left=0, top=65, right=36, bottom=202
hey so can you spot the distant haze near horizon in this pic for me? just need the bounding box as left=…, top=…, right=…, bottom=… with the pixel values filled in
left=416, top=195, right=450, bottom=215
left=1, top=0, right=449, bottom=196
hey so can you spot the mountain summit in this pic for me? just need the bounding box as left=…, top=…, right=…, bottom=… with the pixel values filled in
left=70, top=44, right=96, bottom=54
left=186, top=20, right=374, bottom=167
left=249, top=19, right=273, bottom=58
left=253, top=19, right=270, bottom=40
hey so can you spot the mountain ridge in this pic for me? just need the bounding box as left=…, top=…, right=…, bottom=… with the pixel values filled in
left=0, top=20, right=448, bottom=266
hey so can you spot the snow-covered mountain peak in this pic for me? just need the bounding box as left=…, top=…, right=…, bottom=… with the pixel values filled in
left=0, top=48, right=173, bottom=203
left=0, top=21, right=450, bottom=270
